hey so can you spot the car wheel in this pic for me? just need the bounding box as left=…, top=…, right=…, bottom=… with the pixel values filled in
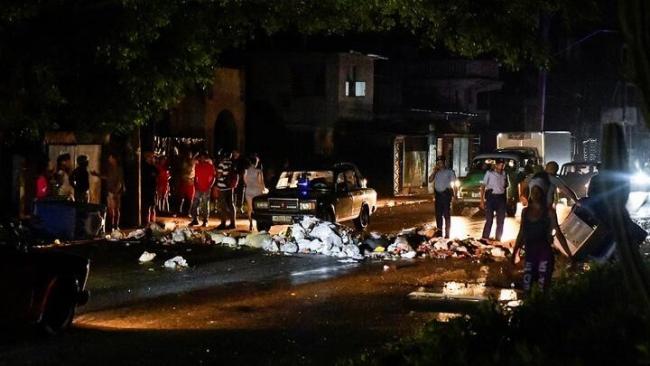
left=256, top=221, right=272, bottom=232
left=506, top=202, right=517, bottom=217
left=318, top=207, right=336, bottom=223
left=354, top=205, right=370, bottom=231
left=39, top=278, right=77, bottom=335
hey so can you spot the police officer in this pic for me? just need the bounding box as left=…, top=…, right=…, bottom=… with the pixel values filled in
left=480, top=159, right=508, bottom=242
left=428, top=156, right=457, bottom=238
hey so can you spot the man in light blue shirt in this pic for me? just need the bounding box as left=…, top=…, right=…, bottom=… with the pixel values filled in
left=428, top=156, right=457, bottom=238
left=480, top=159, right=508, bottom=241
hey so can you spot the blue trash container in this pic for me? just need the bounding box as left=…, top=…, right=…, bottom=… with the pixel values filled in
left=33, top=200, right=77, bottom=240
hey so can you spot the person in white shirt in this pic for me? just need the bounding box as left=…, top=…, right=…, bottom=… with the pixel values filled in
left=480, top=159, right=508, bottom=241
left=428, top=156, right=457, bottom=238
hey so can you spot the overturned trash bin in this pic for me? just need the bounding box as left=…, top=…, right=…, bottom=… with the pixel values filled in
left=556, top=199, right=647, bottom=262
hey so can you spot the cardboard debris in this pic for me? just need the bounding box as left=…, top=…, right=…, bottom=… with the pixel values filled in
left=164, top=256, right=188, bottom=269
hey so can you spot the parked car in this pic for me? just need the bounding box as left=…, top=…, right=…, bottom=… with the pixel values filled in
left=559, top=161, right=599, bottom=198
left=0, top=221, right=90, bottom=335
left=453, top=152, right=537, bottom=217
left=252, top=163, right=377, bottom=231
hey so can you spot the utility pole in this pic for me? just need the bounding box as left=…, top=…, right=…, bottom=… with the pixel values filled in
left=538, top=13, right=550, bottom=131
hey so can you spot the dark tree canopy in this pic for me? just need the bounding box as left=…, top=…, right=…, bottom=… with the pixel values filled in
left=0, top=0, right=601, bottom=137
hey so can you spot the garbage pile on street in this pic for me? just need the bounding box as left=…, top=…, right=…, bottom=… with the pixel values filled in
left=262, top=216, right=363, bottom=259
left=121, top=217, right=512, bottom=263
left=361, top=225, right=511, bottom=261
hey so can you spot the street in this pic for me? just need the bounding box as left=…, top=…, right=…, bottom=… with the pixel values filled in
left=2, top=195, right=648, bottom=366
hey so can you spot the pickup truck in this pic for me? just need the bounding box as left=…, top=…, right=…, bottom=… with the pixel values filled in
left=252, top=163, right=377, bottom=231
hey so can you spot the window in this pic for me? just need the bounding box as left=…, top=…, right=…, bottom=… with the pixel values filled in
left=345, top=65, right=366, bottom=97
left=355, top=81, right=366, bottom=97
left=336, top=170, right=358, bottom=191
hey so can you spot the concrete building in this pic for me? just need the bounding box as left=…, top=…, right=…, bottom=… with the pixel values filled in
left=246, top=52, right=374, bottom=157
left=165, top=68, right=246, bottom=154
left=374, top=58, right=503, bottom=195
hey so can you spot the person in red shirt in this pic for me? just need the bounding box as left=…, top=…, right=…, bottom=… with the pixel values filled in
left=156, top=155, right=170, bottom=213
left=189, top=151, right=216, bottom=227
left=35, top=159, right=50, bottom=200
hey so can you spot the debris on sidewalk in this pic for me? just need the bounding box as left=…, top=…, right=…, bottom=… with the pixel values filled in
left=164, top=256, right=188, bottom=269
left=138, top=251, right=156, bottom=263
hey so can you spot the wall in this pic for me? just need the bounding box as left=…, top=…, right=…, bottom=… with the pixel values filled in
left=204, top=68, right=246, bottom=154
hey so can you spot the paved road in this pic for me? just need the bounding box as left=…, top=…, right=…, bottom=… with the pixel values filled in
left=3, top=196, right=648, bottom=365
left=64, top=199, right=525, bottom=313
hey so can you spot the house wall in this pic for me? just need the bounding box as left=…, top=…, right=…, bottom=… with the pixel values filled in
left=166, top=68, right=245, bottom=154
left=204, top=68, right=246, bottom=154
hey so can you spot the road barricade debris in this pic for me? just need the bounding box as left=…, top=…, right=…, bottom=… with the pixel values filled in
left=164, top=255, right=188, bottom=269
left=123, top=218, right=513, bottom=263
left=138, top=251, right=156, bottom=263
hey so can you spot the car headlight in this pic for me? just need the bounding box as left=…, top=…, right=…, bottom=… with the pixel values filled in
left=254, top=200, right=269, bottom=209
left=299, top=201, right=316, bottom=211
left=631, top=171, right=650, bottom=185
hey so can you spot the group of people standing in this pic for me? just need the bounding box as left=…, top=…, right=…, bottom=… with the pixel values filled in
left=429, top=156, right=574, bottom=294
left=36, top=152, right=125, bottom=230
left=151, top=149, right=266, bottom=231
left=37, top=147, right=267, bottom=232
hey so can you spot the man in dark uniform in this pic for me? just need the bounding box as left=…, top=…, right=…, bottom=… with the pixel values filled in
left=428, top=156, right=457, bottom=238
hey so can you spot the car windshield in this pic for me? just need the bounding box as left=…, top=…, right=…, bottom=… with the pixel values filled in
left=470, top=158, right=518, bottom=172
left=561, top=164, right=598, bottom=175
left=275, top=170, right=334, bottom=189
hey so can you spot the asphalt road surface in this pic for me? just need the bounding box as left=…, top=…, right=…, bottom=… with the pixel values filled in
left=2, top=194, right=648, bottom=365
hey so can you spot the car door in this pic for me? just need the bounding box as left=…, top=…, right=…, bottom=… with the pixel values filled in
left=334, top=171, right=352, bottom=220
left=346, top=169, right=364, bottom=216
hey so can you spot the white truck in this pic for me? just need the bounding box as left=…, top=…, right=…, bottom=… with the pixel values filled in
left=496, top=131, right=574, bottom=168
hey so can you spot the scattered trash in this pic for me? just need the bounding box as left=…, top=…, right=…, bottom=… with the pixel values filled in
left=164, top=256, right=188, bottom=269
left=138, top=251, right=156, bottom=263
left=127, top=229, right=146, bottom=240
left=108, top=229, right=124, bottom=241
left=208, top=232, right=225, bottom=244
left=338, top=258, right=359, bottom=263
left=221, top=236, right=238, bottom=248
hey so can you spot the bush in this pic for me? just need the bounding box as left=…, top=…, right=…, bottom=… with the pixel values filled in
left=350, top=265, right=650, bottom=366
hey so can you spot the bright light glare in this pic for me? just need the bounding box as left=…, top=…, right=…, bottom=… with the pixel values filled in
left=632, top=171, right=650, bottom=185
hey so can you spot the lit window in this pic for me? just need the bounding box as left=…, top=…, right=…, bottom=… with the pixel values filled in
left=345, top=81, right=351, bottom=96
left=355, top=81, right=366, bottom=97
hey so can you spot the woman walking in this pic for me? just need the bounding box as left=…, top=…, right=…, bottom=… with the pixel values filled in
left=243, top=154, right=266, bottom=231
left=512, top=175, right=573, bottom=294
